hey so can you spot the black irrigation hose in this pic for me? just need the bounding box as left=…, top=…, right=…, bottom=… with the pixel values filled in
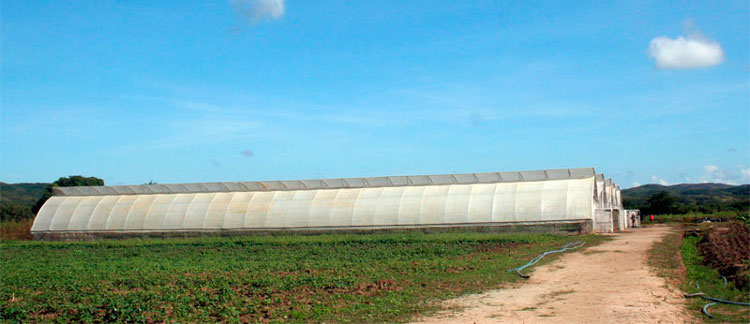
left=684, top=293, right=750, bottom=306
left=701, top=296, right=750, bottom=306
left=507, top=241, right=585, bottom=279
left=684, top=280, right=750, bottom=319
left=702, top=302, right=717, bottom=318
left=515, top=270, right=530, bottom=279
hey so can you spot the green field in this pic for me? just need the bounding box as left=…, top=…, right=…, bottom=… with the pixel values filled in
left=1, top=232, right=603, bottom=323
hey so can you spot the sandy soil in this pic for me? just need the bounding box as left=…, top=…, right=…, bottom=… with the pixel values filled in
left=411, top=225, right=691, bottom=324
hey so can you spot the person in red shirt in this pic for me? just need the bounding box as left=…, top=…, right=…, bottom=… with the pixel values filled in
left=649, top=214, right=654, bottom=222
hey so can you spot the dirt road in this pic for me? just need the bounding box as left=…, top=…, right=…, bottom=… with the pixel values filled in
left=412, top=225, right=691, bottom=324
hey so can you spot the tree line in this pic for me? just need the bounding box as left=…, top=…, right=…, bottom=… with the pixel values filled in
left=625, top=191, right=749, bottom=215
left=1, top=176, right=103, bottom=222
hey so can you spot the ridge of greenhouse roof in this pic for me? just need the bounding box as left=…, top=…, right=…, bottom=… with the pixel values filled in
left=54, top=167, right=596, bottom=196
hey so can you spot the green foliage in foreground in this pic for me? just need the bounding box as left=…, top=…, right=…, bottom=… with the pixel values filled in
left=0, top=232, right=603, bottom=323
left=680, top=236, right=749, bottom=323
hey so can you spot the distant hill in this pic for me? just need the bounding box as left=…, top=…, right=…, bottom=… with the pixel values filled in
left=1, top=182, right=49, bottom=206
left=0, top=182, right=50, bottom=221
left=623, top=183, right=749, bottom=214
left=1, top=176, right=103, bottom=222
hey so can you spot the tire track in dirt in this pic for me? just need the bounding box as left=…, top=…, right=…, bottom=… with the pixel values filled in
left=411, top=225, right=691, bottom=324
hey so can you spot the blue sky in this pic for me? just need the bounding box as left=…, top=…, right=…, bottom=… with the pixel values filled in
left=2, top=0, right=748, bottom=187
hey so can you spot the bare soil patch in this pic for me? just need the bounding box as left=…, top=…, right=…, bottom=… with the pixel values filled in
left=697, top=222, right=750, bottom=290
left=411, top=225, right=692, bottom=324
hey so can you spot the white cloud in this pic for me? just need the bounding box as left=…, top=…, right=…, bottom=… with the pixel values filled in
left=632, top=181, right=641, bottom=187
left=698, top=165, right=747, bottom=185
left=231, top=0, right=285, bottom=25
left=651, top=175, right=670, bottom=186
left=647, top=25, right=724, bottom=69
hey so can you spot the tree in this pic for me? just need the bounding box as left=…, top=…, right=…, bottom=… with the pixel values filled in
left=51, top=175, right=104, bottom=187
left=0, top=203, right=33, bottom=222
left=32, top=176, right=104, bottom=215
left=647, top=191, right=676, bottom=215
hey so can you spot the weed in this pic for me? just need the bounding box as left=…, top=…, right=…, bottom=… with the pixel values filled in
left=0, top=219, right=33, bottom=241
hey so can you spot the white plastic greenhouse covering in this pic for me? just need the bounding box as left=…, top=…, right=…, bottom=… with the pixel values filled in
left=592, top=177, right=630, bottom=233
left=593, top=174, right=613, bottom=233
left=614, top=185, right=626, bottom=231
left=595, top=174, right=605, bottom=207
left=32, top=168, right=603, bottom=240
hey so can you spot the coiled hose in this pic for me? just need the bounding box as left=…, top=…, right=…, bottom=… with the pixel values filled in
left=701, top=302, right=717, bottom=318
left=684, top=278, right=750, bottom=318
left=508, top=241, right=585, bottom=279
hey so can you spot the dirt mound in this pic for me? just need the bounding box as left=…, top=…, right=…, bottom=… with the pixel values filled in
left=697, top=222, right=750, bottom=290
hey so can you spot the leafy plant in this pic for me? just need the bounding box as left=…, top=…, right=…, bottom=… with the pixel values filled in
left=0, top=231, right=604, bottom=323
